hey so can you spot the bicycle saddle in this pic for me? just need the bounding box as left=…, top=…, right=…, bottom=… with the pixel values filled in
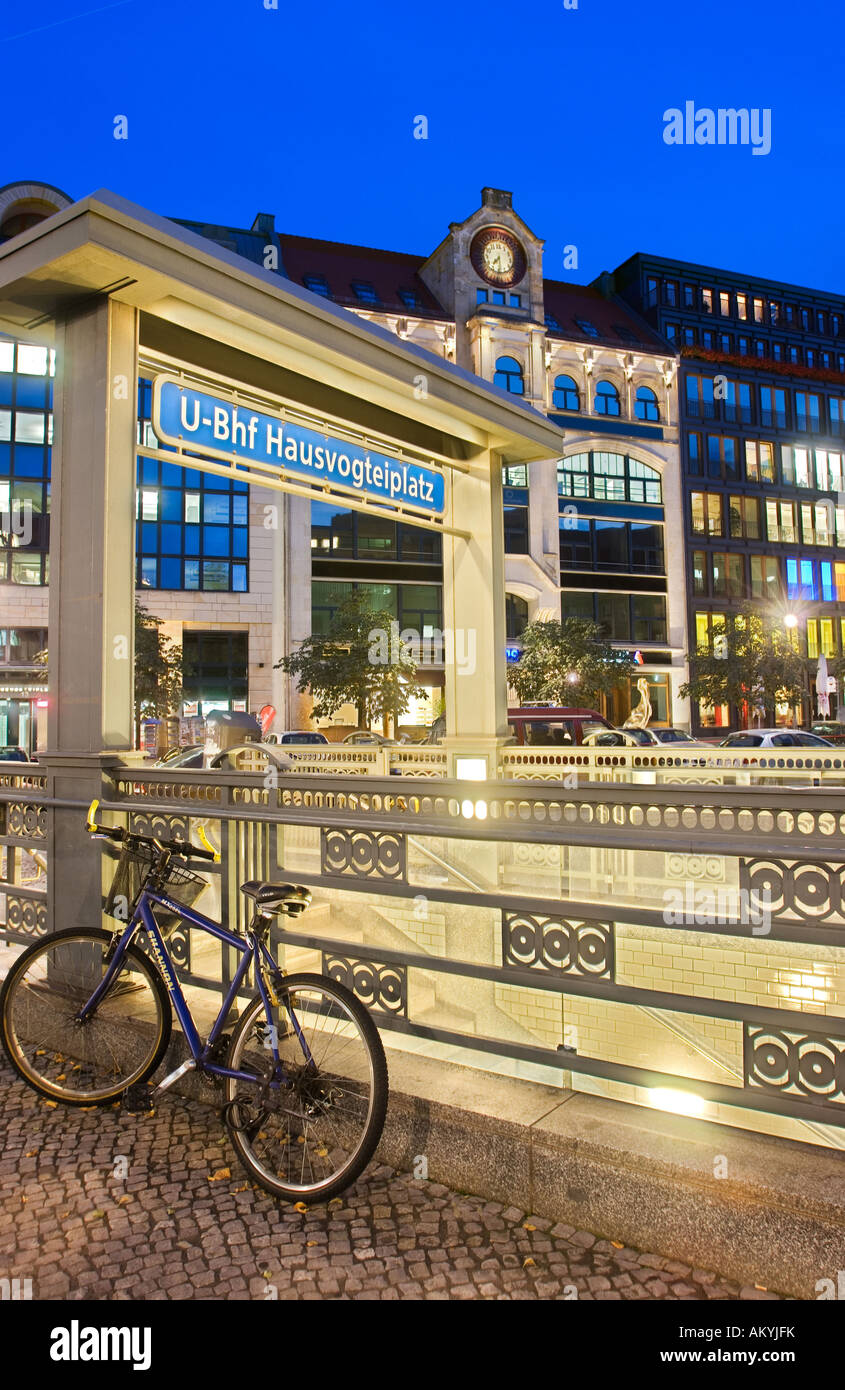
left=240, top=881, right=312, bottom=916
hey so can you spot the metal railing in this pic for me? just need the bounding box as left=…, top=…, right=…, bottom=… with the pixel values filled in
left=3, top=761, right=845, bottom=1145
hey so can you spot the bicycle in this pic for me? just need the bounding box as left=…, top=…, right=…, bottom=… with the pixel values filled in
left=0, top=802, right=388, bottom=1205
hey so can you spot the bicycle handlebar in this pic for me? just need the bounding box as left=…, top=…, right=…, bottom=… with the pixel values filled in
left=85, top=799, right=220, bottom=862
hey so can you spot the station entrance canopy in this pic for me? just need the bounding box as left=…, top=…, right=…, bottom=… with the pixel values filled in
left=0, top=187, right=563, bottom=770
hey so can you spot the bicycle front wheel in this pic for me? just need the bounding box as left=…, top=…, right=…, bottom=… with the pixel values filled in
left=224, top=972, right=388, bottom=1204
left=0, top=927, right=172, bottom=1105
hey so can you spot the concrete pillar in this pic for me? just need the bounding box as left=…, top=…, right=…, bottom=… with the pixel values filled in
left=441, top=452, right=508, bottom=774
left=40, top=297, right=139, bottom=933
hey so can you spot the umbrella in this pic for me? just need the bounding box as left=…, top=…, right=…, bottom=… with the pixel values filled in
left=816, top=653, right=831, bottom=718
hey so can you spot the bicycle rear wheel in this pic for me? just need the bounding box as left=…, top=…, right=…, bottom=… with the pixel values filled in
left=0, top=927, right=172, bottom=1105
left=224, top=972, right=388, bottom=1204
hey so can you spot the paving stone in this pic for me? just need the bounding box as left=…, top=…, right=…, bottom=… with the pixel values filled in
left=0, top=1060, right=779, bottom=1303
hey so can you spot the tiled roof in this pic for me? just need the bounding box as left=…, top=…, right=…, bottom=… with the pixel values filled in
left=277, top=234, right=448, bottom=318
left=543, top=279, right=668, bottom=351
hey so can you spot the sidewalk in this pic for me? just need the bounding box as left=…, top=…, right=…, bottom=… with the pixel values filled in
left=0, top=1060, right=778, bottom=1301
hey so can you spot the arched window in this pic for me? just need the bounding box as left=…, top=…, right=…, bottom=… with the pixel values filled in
left=635, top=385, right=659, bottom=421
left=505, top=593, right=529, bottom=641
left=594, top=380, right=620, bottom=416
left=552, top=374, right=580, bottom=411
left=494, top=356, right=524, bottom=395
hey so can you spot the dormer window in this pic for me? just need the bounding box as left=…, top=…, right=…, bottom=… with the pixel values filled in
left=351, top=280, right=379, bottom=305
left=574, top=318, right=599, bottom=338
left=398, top=288, right=422, bottom=309
left=303, top=273, right=330, bottom=297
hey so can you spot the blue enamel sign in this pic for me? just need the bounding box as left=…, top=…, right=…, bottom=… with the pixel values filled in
left=152, top=378, right=445, bottom=516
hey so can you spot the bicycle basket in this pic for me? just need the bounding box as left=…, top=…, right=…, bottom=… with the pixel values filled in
left=104, top=840, right=208, bottom=935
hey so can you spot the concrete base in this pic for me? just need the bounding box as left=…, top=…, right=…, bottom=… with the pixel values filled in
left=159, top=1030, right=844, bottom=1299
left=374, top=1050, right=845, bottom=1300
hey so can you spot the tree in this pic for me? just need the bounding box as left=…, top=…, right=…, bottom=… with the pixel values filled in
left=134, top=599, right=183, bottom=743
left=29, top=601, right=183, bottom=746
left=680, top=605, right=808, bottom=724
left=275, top=590, right=425, bottom=732
left=509, top=618, right=636, bottom=709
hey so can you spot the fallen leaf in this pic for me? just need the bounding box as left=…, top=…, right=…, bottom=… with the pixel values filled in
left=306, top=1241, right=317, bottom=1247
left=328, top=1198, right=343, bottom=1208
left=611, top=1241, right=624, bottom=1249
left=523, top=1257, right=535, bottom=1268
left=25, top=1150, right=37, bottom=1158
left=262, top=1270, right=272, bottom=1280
left=44, top=1101, right=57, bottom=1109
left=209, top=1168, right=231, bottom=1182
left=89, top=1209, right=106, bottom=1220
left=117, top=1195, right=131, bottom=1205
left=293, top=1201, right=308, bottom=1213
left=523, top=1223, right=536, bottom=1232
left=315, top=1148, right=328, bottom=1158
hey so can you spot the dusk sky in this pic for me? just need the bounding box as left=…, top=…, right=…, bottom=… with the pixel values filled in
left=5, top=0, right=844, bottom=291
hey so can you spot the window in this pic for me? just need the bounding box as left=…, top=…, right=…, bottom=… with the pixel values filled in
left=302, top=273, right=330, bottom=297
left=350, top=280, right=379, bottom=305
left=686, top=375, right=715, bottom=419
left=765, top=499, right=796, bottom=544
left=16, top=345, right=48, bottom=375
left=557, top=452, right=661, bottom=504
left=574, top=318, right=599, bottom=338
left=707, top=434, right=739, bottom=481
left=594, top=380, right=620, bottom=416
left=701, top=289, right=713, bottom=313
left=545, top=313, right=562, bottom=332
left=750, top=556, right=781, bottom=600
left=795, top=391, right=821, bottom=433
left=745, top=441, right=775, bottom=484
left=664, top=281, right=678, bottom=306
left=552, top=374, right=579, bottom=411
left=631, top=595, right=667, bottom=643
left=760, top=386, right=787, bottom=428
left=613, top=323, right=640, bottom=344
left=476, top=289, right=488, bottom=304
left=683, top=327, right=697, bottom=347
left=711, top=553, right=745, bottom=597
left=688, top=432, right=703, bottom=474
left=692, top=550, right=707, bottom=594
left=722, top=380, right=753, bottom=424
left=492, top=291, right=506, bottom=305
left=683, top=285, right=696, bottom=308
left=494, top=356, right=524, bottom=395
left=646, top=278, right=659, bottom=309
left=503, top=464, right=528, bottom=487
left=728, top=495, right=760, bottom=539
left=634, top=385, right=659, bottom=421
left=664, top=323, right=678, bottom=342
left=769, top=301, right=781, bottom=326
left=719, top=291, right=731, bottom=317
left=801, top=309, right=810, bottom=331
left=398, top=288, right=422, bottom=309
left=785, top=557, right=818, bottom=601
left=753, top=298, right=765, bottom=323
left=835, top=562, right=845, bottom=601
left=737, top=336, right=749, bottom=356
left=690, top=492, right=722, bottom=536
left=505, top=593, right=529, bottom=642
left=701, top=330, right=714, bottom=350
left=781, top=446, right=812, bottom=487
left=509, top=294, right=522, bottom=307
left=630, top=522, right=663, bottom=571
left=504, top=504, right=529, bottom=552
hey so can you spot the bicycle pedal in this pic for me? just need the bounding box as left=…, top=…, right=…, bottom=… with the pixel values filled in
left=121, top=1083, right=156, bottom=1114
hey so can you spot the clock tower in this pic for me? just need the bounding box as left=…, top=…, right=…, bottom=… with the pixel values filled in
left=417, top=187, right=547, bottom=408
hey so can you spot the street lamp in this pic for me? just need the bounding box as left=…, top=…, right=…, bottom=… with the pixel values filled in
left=784, top=613, right=798, bottom=629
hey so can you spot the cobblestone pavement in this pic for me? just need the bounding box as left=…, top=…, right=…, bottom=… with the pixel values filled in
left=0, top=1069, right=783, bottom=1301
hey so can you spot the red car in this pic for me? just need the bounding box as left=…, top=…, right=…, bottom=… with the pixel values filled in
left=506, top=706, right=613, bottom=747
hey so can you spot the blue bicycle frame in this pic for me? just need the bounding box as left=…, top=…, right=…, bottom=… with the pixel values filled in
left=76, top=885, right=314, bottom=1084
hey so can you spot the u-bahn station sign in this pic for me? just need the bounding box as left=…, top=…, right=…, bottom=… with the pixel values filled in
left=153, top=377, right=446, bottom=516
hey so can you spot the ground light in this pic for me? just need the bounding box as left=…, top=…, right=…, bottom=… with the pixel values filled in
left=648, top=1087, right=708, bottom=1118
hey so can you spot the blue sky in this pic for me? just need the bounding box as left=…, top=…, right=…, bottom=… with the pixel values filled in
left=4, top=0, right=843, bottom=291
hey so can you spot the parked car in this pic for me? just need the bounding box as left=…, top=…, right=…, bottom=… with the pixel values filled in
left=0, top=746, right=33, bottom=761
left=811, top=721, right=845, bottom=746
left=507, top=707, right=613, bottom=747
left=344, top=730, right=396, bottom=747
left=718, top=729, right=835, bottom=749
left=649, top=728, right=711, bottom=747
left=583, top=728, right=651, bottom=747
left=272, top=731, right=329, bottom=745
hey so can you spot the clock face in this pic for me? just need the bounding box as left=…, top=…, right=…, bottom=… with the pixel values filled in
left=470, top=226, right=526, bottom=287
